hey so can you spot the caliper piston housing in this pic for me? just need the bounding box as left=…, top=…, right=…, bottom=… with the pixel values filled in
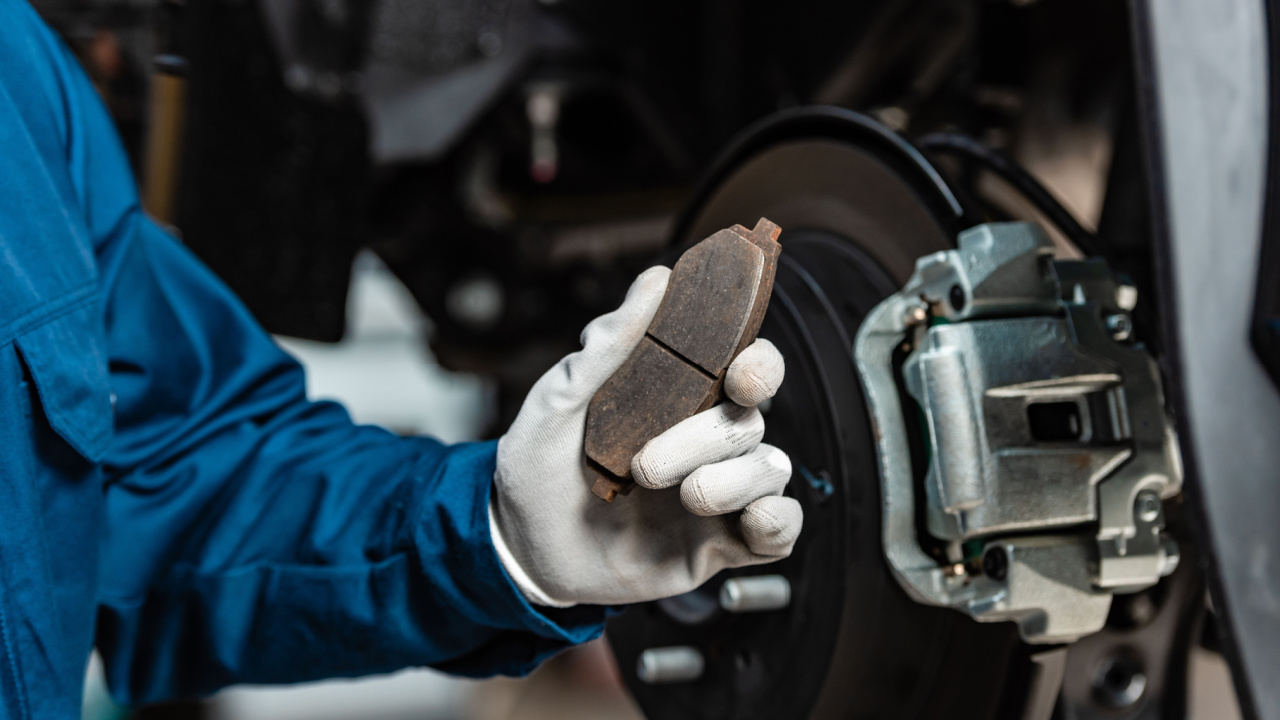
left=855, top=222, right=1182, bottom=643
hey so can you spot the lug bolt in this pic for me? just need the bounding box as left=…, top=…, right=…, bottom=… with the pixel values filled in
left=637, top=646, right=704, bottom=684
left=720, top=575, right=791, bottom=613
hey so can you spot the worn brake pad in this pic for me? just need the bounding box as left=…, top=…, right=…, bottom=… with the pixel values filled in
left=584, top=218, right=782, bottom=502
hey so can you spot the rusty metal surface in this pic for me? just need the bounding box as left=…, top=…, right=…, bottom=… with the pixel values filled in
left=584, top=218, right=781, bottom=501
left=586, top=339, right=715, bottom=482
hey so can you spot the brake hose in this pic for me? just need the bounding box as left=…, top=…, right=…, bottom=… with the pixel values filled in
left=916, top=132, right=1104, bottom=258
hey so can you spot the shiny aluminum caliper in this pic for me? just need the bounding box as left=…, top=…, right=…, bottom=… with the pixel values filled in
left=855, top=222, right=1182, bottom=643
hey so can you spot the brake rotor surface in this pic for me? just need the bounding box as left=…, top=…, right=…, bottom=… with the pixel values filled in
left=606, top=109, right=1034, bottom=720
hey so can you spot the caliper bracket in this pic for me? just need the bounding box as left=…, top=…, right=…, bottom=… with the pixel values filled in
left=854, top=222, right=1182, bottom=643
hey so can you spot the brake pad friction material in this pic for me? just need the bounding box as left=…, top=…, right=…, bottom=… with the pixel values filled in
left=585, top=218, right=782, bottom=502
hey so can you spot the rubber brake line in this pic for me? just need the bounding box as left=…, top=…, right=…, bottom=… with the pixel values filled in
left=916, top=131, right=1104, bottom=259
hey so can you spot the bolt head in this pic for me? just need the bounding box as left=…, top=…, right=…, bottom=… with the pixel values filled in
left=1093, top=650, right=1147, bottom=708
left=982, top=547, right=1008, bottom=581
left=1106, top=313, right=1133, bottom=341
left=1135, top=491, right=1162, bottom=523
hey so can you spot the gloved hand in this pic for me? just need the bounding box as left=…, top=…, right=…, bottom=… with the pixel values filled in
left=490, top=266, right=802, bottom=607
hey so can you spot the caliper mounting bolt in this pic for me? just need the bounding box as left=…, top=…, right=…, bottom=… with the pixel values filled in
left=1106, top=313, right=1133, bottom=341
left=1135, top=491, right=1162, bottom=523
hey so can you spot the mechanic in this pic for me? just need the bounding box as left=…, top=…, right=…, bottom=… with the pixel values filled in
left=0, top=1, right=801, bottom=715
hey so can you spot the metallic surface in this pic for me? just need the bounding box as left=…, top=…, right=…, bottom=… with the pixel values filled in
left=1023, top=649, right=1069, bottom=720
left=855, top=221, right=1181, bottom=643
left=637, top=647, right=706, bottom=684
left=977, top=537, right=1113, bottom=642
left=905, top=317, right=1130, bottom=540
left=719, top=576, right=792, bottom=613
left=1137, top=0, right=1280, bottom=714
left=1057, top=526, right=1205, bottom=720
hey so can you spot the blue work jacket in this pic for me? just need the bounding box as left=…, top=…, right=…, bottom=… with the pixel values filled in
left=0, top=3, right=604, bottom=716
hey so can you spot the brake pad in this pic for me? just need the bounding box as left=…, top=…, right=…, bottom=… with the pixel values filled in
left=585, top=218, right=782, bottom=502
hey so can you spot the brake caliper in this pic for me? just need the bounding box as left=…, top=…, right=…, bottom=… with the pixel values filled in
left=855, top=222, right=1182, bottom=643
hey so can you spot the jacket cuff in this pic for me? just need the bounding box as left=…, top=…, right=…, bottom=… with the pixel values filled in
left=409, top=440, right=606, bottom=677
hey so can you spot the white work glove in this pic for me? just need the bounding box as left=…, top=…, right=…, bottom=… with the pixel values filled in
left=490, top=266, right=802, bottom=608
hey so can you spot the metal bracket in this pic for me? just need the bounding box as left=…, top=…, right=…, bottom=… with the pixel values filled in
left=854, top=222, right=1182, bottom=643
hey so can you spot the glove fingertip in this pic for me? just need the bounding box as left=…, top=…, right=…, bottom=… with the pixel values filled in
left=741, top=496, right=803, bottom=557
left=726, top=339, right=785, bottom=407
left=568, top=265, right=673, bottom=398
left=632, top=265, right=672, bottom=292
left=631, top=442, right=677, bottom=489
left=758, top=443, right=793, bottom=479
left=678, top=467, right=717, bottom=516
left=619, top=266, right=672, bottom=319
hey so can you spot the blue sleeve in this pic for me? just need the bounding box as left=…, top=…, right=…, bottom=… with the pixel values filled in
left=8, top=4, right=605, bottom=704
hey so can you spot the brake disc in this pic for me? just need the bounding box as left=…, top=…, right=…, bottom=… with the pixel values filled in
left=606, top=109, right=1037, bottom=720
